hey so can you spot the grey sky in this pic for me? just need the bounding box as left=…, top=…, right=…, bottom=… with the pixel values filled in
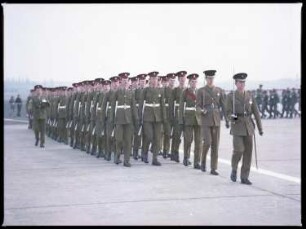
left=4, top=3, right=301, bottom=86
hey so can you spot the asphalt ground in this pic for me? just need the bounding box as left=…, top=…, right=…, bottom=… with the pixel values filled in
left=2, top=118, right=301, bottom=225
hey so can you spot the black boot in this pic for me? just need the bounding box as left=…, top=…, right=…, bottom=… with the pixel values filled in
left=124, top=161, right=131, bottom=167
left=174, top=152, right=180, bottom=163
left=152, top=159, right=161, bottom=166
left=162, top=151, right=167, bottom=159
left=35, top=139, right=39, bottom=146
left=194, top=163, right=201, bottom=169
left=133, top=150, right=138, bottom=160
left=230, top=170, right=237, bottom=182
left=210, top=170, right=219, bottom=175
left=143, top=154, right=149, bottom=163
left=241, top=178, right=252, bottom=185
left=201, top=163, right=206, bottom=172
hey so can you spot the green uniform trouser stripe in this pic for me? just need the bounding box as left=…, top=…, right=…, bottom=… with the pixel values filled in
left=171, top=119, right=183, bottom=153
left=142, top=121, right=162, bottom=160
left=201, top=126, right=220, bottom=170
left=231, top=135, right=253, bottom=180
left=115, top=123, right=133, bottom=162
left=183, top=125, right=201, bottom=164
left=34, top=119, right=46, bottom=145
left=162, top=122, right=171, bottom=153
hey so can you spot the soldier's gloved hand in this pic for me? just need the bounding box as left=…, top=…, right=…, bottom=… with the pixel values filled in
left=259, top=130, right=263, bottom=136
left=202, top=108, right=208, bottom=115
left=225, top=121, right=229, bottom=129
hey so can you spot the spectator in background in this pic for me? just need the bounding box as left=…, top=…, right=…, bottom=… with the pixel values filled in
left=9, top=96, right=15, bottom=117
left=15, top=94, right=23, bottom=117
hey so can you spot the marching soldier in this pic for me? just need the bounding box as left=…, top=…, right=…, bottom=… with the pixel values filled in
left=26, top=89, right=34, bottom=129
left=196, top=70, right=229, bottom=175
left=112, top=73, right=139, bottom=166
left=57, top=87, right=68, bottom=143
left=178, top=73, right=202, bottom=169
left=261, top=90, right=270, bottom=118
left=268, top=89, right=280, bottom=119
left=131, top=75, right=144, bottom=160
left=101, top=76, right=120, bottom=161
left=69, top=83, right=79, bottom=148
left=79, top=81, right=90, bottom=151
left=73, top=81, right=84, bottom=149
left=139, top=71, right=166, bottom=165
left=93, top=78, right=107, bottom=157
left=160, top=74, right=175, bottom=159
left=226, top=73, right=263, bottom=185
left=66, top=87, right=74, bottom=144
left=32, top=85, right=50, bottom=148
left=289, top=88, right=298, bottom=118
left=170, top=71, right=187, bottom=162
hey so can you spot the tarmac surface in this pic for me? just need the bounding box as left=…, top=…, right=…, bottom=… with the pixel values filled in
left=3, top=118, right=301, bottom=225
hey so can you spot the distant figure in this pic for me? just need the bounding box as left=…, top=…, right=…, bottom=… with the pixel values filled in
left=9, top=96, right=15, bottom=116
left=15, top=95, right=23, bottom=117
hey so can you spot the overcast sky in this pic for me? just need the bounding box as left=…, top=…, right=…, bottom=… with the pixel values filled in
left=3, top=3, right=301, bottom=85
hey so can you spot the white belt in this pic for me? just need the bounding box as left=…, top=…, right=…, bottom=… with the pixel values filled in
left=146, top=103, right=160, bottom=107
left=185, top=107, right=196, bottom=111
left=136, top=104, right=139, bottom=107
left=174, top=104, right=179, bottom=107
left=165, top=103, right=169, bottom=107
left=117, top=105, right=131, bottom=109
left=108, top=106, right=112, bottom=109
left=59, top=106, right=66, bottom=109
left=97, top=107, right=101, bottom=111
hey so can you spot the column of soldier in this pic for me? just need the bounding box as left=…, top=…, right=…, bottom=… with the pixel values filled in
left=28, top=70, right=266, bottom=185
left=251, top=85, right=300, bottom=119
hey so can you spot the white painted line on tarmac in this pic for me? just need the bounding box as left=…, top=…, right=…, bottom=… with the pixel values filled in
left=179, top=150, right=301, bottom=184
left=4, top=118, right=28, bottom=123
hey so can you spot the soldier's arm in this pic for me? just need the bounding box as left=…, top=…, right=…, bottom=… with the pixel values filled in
left=178, top=90, right=185, bottom=125
left=196, top=88, right=203, bottom=114
left=226, top=93, right=233, bottom=121
left=220, top=89, right=229, bottom=123
left=131, top=91, right=139, bottom=125
left=251, top=96, right=263, bottom=134
left=138, top=88, right=145, bottom=122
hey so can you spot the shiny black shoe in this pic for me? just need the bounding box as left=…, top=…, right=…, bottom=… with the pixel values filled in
left=194, top=163, right=201, bottom=170
left=115, top=159, right=122, bottom=165
left=241, top=178, right=252, bottom=185
left=230, top=170, right=237, bottom=182
left=35, top=139, right=39, bottom=146
left=201, top=164, right=206, bottom=172
left=143, top=156, right=149, bottom=164
left=40, top=144, right=45, bottom=148
left=162, top=151, right=167, bottom=159
left=152, top=160, right=161, bottom=166
left=174, top=153, right=180, bottom=163
left=124, top=162, right=131, bottom=167
left=210, top=170, right=219, bottom=176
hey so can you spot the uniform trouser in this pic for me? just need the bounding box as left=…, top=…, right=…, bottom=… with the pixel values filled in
left=142, top=121, right=162, bottom=161
left=34, top=119, right=46, bottom=145
left=184, top=125, right=201, bottom=165
left=269, top=104, right=278, bottom=117
left=133, top=130, right=142, bottom=153
left=57, top=118, right=67, bottom=142
left=231, top=135, right=253, bottom=180
left=17, top=105, right=22, bottom=116
left=86, top=120, right=95, bottom=151
left=70, top=119, right=77, bottom=146
left=201, top=126, right=220, bottom=170
left=261, top=104, right=270, bottom=117
left=171, top=119, right=183, bottom=154
left=105, top=121, right=115, bottom=158
left=115, top=123, right=133, bottom=163
left=162, top=122, right=171, bottom=154
left=75, top=120, right=82, bottom=147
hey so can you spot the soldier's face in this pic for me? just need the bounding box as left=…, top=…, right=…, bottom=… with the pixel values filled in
left=139, top=79, right=146, bottom=87
left=205, top=77, right=214, bottom=85
left=189, top=79, right=197, bottom=89
left=121, top=78, right=129, bottom=89
left=179, top=76, right=186, bottom=86
left=161, top=81, right=168, bottom=87
left=150, top=77, right=158, bottom=87
left=235, top=81, right=245, bottom=91
left=169, top=79, right=175, bottom=88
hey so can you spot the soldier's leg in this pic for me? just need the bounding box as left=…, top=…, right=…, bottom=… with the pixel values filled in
left=133, top=132, right=141, bottom=159
left=183, top=125, right=193, bottom=166
left=40, top=119, right=46, bottom=147
left=106, top=121, right=113, bottom=160
left=241, top=135, right=253, bottom=181
left=143, top=121, right=153, bottom=163
left=210, top=126, right=220, bottom=172
left=163, top=122, right=171, bottom=158
left=34, top=120, right=39, bottom=146
left=170, top=120, right=179, bottom=160
left=201, top=126, right=212, bottom=171
left=123, top=124, right=133, bottom=166
left=114, top=124, right=123, bottom=164
left=152, top=122, right=162, bottom=165
left=231, top=135, right=244, bottom=175
left=159, top=125, right=164, bottom=155
left=193, top=125, right=202, bottom=168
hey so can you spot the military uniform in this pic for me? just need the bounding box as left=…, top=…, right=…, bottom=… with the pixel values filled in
left=178, top=74, right=202, bottom=169
left=226, top=73, right=263, bottom=185
left=26, top=91, right=34, bottom=129
left=170, top=71, right=187, bottom=162
left=268, top=89, right=280, bottom=119
left=112, top=73, right=139, bottom=166
left=32, top=85, right=50, bottom=148
left=139, top=71, right=166, bottom=165
left=57, top=87, right=69, bottom=143
left=196, top=70, right=228, bottom=175
left=85, top=82, right=96, bottom=154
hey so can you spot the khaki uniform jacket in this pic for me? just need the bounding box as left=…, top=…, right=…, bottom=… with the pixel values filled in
left=226, top=90, right=263, bottom=136
left=196, top=85, right=227, bottom=127
left=163, top=87, right=173, bottom=120
left=172, top=86, right=185, bottom=121
left=139, top=87, right=166, bottom=122
left=178, top=88, right=201, bottom=126
left=58, top=95, right=68, bottom=119
left=101, top=90, right=115, bottom=125
left=32, top=96, right=50, bottom=120
left=112, top=89, right=139, bottom=125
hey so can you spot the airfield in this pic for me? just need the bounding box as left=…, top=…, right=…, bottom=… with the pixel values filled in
left=3, top=117, right=301, bottom=225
